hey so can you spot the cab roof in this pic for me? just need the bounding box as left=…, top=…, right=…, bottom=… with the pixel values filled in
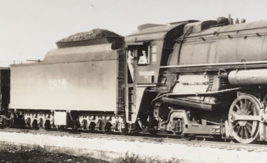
left=125, top=20, right=198, bottom=45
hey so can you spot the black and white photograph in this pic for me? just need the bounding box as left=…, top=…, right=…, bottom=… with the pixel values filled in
left=0, top=0, right=267, bottom=162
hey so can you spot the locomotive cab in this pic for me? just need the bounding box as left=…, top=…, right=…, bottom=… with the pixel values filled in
left=126, top=21, right=198, bottom=85
left=125, top=20, right=199, bottom=130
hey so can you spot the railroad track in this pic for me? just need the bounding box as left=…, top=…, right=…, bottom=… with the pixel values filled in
left=1, top=127, right=267, bottom=153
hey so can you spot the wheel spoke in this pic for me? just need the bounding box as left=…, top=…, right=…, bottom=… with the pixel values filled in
left=247, top=122, right=253, bottom=127
left=240, top=100, right=244, bottom=111
left=251, top=104, right=255, bottom=113
left=233, top=124, right=240, bottom=133
left=244, top=127, right=249, bottom=139
left=244, top=100, right=248, bottom=112
left=246, top=102, right=252, bottom=114
left=235, top=104, right=241, bottom=113
left=240, top=127, right=244, bottom=139
left=245, top=125, right=252, bottom=137
left=246, top=123, right=252, bottom=132
left=235, top=125, right=240, bottom=134
left=237, top=126, right=243, bottom=137
left=247, top=108, right=253, bottom=115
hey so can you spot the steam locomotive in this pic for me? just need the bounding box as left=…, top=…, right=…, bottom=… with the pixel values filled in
left=1, top=17, right=267, bottom=144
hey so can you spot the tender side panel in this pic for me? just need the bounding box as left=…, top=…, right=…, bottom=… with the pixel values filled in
left=10, top=59, right=118, bottom=112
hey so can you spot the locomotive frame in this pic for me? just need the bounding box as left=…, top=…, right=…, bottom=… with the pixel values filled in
left=1, top=19, right=267, bottom=144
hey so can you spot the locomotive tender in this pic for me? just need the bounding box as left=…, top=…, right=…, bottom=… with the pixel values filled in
left=1, top=18, right=267, bottom=144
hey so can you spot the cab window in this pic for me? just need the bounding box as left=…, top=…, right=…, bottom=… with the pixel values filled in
left=137, top=46, right=150, bottom=65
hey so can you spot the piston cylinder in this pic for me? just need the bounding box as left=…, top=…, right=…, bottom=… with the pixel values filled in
left=228, top=69, right=267, bottom=85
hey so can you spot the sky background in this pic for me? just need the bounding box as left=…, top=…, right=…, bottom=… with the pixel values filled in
left=1, top=0, right=267, bottom=66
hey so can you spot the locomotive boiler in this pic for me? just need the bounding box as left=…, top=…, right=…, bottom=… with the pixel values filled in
left=2, top=18, right=267, bottom=144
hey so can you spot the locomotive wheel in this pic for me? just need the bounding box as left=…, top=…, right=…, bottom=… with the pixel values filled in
left=25, top=118, right=31, bottom=128
left=32, top=120, right=38, bottom=130
left=38, top=118, right=44, bottom=129
left=88, top=122, right=96, bottom=132
left=104, top=122, right=112, bottom=133
left=81, top=120, right=88, bottom=130
left=44, top=120, right=51, bottom=130
left=228, top=94, right=261, bottom=144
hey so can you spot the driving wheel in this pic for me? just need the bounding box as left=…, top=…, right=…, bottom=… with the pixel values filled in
left=228, top=94, right=261, bottom=144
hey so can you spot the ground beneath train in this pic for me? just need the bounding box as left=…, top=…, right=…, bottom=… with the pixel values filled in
left=0, top=144, right=109, bottom=163
left=1, top=129, right=267, bottom=163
